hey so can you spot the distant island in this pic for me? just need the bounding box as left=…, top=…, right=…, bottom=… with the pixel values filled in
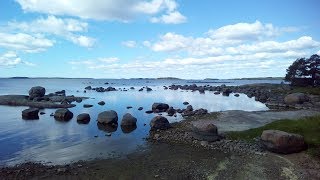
left=10, top=77, right=30, bottom=79
left=230, top=77, right=284, bottom=80
left=157, top=77, right=181, bottom=80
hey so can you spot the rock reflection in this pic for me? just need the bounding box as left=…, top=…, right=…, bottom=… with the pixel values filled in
left=97, top=123, right=118, bottom=133
left=121, top=125, right=137, bottom=134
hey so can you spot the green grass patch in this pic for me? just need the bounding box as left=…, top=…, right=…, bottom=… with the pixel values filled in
left=226, top=115, right=320, bottom=157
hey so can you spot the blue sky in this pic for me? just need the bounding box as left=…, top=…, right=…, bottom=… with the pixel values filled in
left=0, top=0, right=319, bottom=79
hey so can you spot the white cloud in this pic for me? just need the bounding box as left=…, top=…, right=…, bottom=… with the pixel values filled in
left=317, top=50, right=320, bottom=55
left=151, top=32, right=190, bottom=52
left=69, top=35, right=95, bottom=48
left=150, top=11, right=187, bottom=24
left=8, top=15, right=95, bottom=47
left=15, top=0, right=186, bottom=23
left=207, top=20, right=293, bottom=41
left=146, top=21, right=318, bottom=57
left=69, top=57, right=119, bottom=66
left=0, top=51, right=35, bottom=67
left=143, top=41, right=151, bottom=47
left=0, top=33, right=54, bottom=53
left=98, top=57, right=119, bottom=63
left=122, top=41, right=137, bottom=48
left=226, top=36, right=319, bottom=54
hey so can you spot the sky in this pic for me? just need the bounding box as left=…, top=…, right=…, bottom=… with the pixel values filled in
left=0, top=0, right=319, bottom=79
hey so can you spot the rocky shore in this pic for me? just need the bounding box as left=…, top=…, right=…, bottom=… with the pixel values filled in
left=0, top=86, right=86, bottom=109
left=165, top=83, right=320, bottom=110
left=0, top=83, right=319, bottom=179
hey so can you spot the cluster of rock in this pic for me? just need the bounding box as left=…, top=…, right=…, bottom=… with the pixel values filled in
left=138, top=86, right=153, bottom=92
left=84, top=86, right=117, bottom=92
left=146, top=102, right=208, bottom=117
left=165, top=83, right=320, bottom=110
left=97, top=110, right=138, bottom=133
left=149, top=118, right=308, bottom=155
left=0, top=86, right=86, bottom=109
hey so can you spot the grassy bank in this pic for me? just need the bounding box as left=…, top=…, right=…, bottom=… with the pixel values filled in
left=226, top=115, right=320, bottom=158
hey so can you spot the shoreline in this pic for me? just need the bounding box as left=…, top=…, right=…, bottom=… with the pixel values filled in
left=0, top=83, right=319, bottom=179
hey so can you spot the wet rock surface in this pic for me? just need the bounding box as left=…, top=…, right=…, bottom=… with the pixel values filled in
left=97, top=110, right=118, bottom=124
left=150, top=116, right=170, bottom=130
left=54, top=109, right=74, bottom=121
left=76, top=113, right=91, bottom=124
left=22, top=108, right=39, bottom=120
left=121, top=113, right=137, bottom=126
left=28, top=86, right=46, bottom=100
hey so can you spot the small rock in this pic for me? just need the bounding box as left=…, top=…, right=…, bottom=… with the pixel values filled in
left=138, top=107, right=143, bottom=111
left=145, top=110, right=153, bottom=114
left=54, top=108, right=73, bottom=121
left=183, top=102, right=189, bottom=105
left=98, top=101, right=105, bottom=106
left=83, top=104, right=93, bottom=108
left=77, top=113, right=91, bottom=124
left=22, top=108, right=39, bottom=120
left=150, top=116, right=170, bottom=130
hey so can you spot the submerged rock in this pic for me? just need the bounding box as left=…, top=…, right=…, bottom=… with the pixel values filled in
left=145, top=110, right=153, bottom=114
left=183, top=102, right=189, bottom=105
left=22, top=108, right=39, bottom=120
left=97, top=110, right=118, bottom=124
left=261, top=130, right=307, bottom=154
left=54, top=108, right=73, bottom=121
left=84, top=86, right=92, bottom=90
left=150, top=116, right=170, bottom=130
left=77, top=113, right=91, bottom=124
left=98, top=101, right=105, bottom=105
left=83, top=104, right=93, bottom=108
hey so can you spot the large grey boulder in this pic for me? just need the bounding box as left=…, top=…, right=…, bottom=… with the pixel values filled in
left=22, top=108, right=39, bottom=120
left=29, top=86, right=46, bottom=100
left=54, top=108, right=73, bottom=121
left=284, top=93, right=309, bottom=105
left=152, top=103, right=169, bottom=112
left=191, top=122, right=219, bottom=142
left=261, top=130, right=307, bottom=154
left=150, top=116, right=170, bottom=130
left=97, top=110, right=118, bottom=124
left=121, top=113, right=137, bottom=126
left=77, top=113, right=91, bottom=124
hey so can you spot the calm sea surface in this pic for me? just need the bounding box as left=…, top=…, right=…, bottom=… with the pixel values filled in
left=0, top=78, right=281, bottom=166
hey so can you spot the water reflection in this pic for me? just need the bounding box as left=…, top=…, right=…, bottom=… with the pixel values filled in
left=97, top=123, right=118, bottom=133
left=121, top=125, right=137, bottom=134
left=0, top=79, right=270, bottom=166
